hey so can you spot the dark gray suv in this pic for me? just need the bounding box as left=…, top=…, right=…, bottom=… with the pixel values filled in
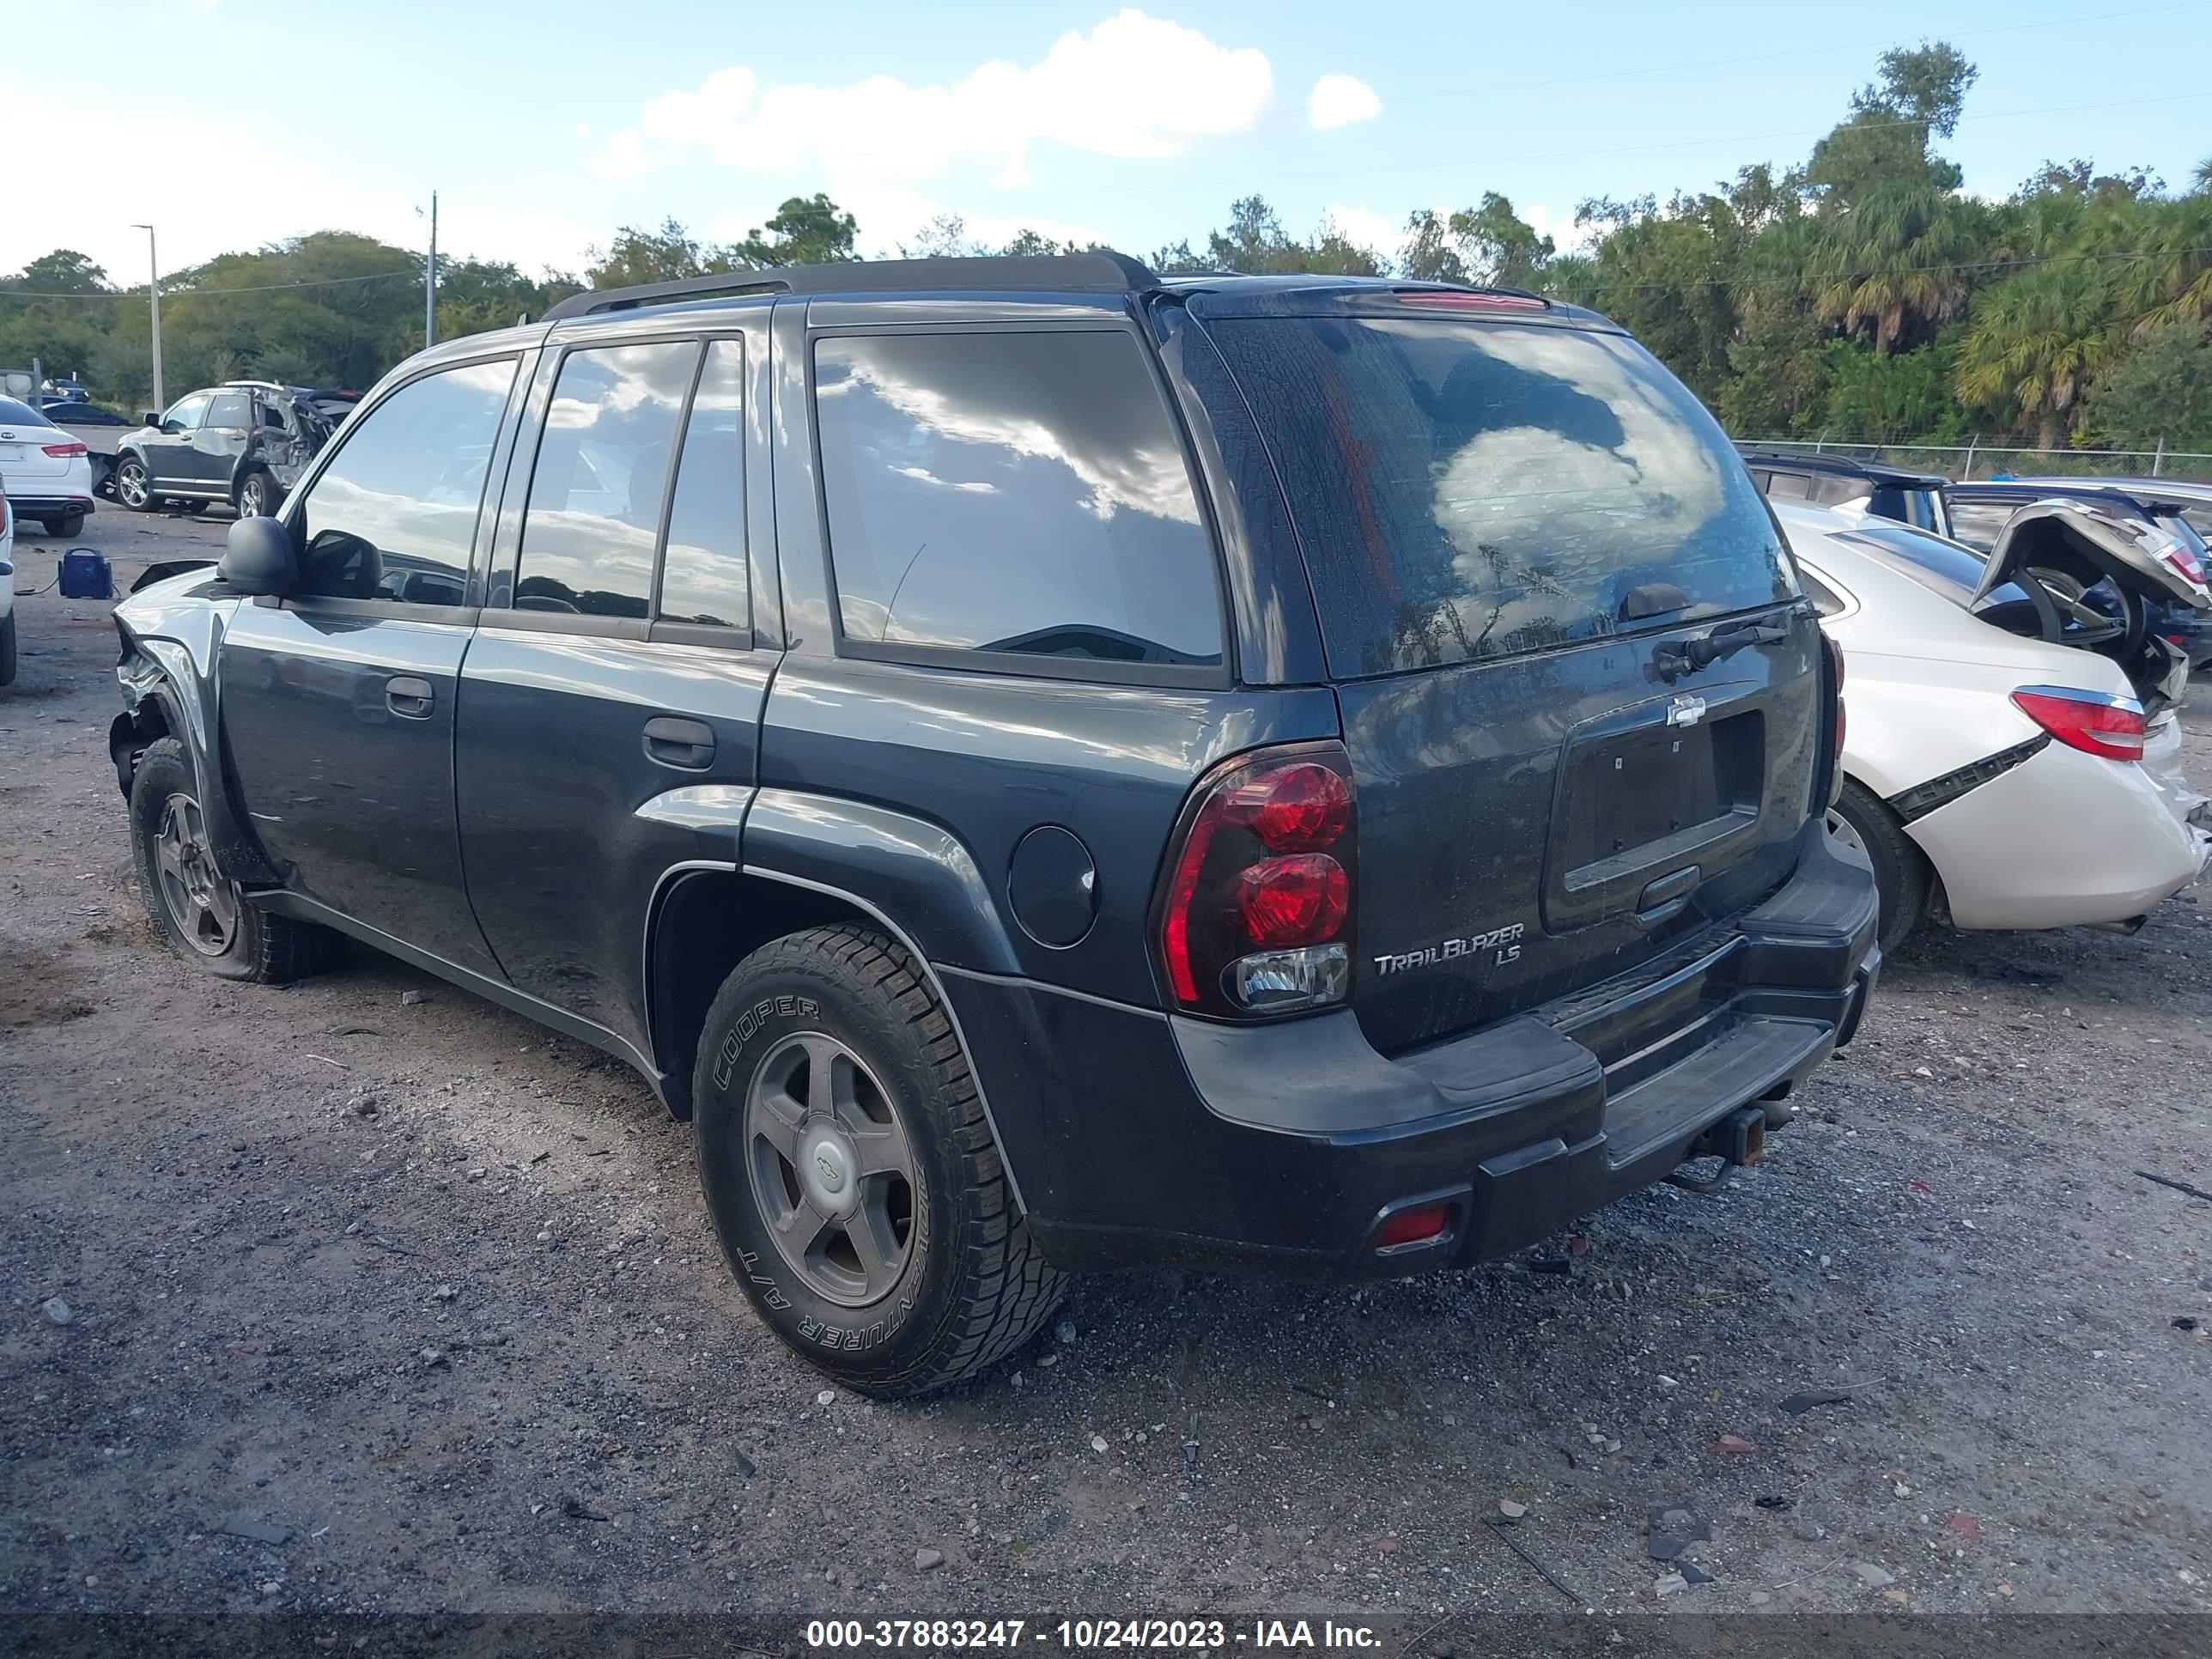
left=107, top=254, right=1879, bottom=1395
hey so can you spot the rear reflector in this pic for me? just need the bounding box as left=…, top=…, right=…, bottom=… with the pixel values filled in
left=40, top=441, right=88, bottom=458
left=2009, top=685, right=2147, bottom=763
left=1375, top=1204, right=1451, bottom=1249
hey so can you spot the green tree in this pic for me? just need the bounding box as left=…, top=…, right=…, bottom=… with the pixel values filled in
left=733, top=193, right=859, bottom=266
left=1954, top=259, right=2117, bottom=445
left=1447, top=193, right=1553, bottom=289
left=1808, top=186, right=1976, bottom=352
left=585, top=218, right=737, bottom=287
left=2083, top=321, right=2212, bottom=451
left=1820, top=338, right=1961, bottom=441
left=1805, top=41, right=1977, bottom=205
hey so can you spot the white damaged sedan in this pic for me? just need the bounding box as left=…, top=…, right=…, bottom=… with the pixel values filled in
left=1778, top=500, right=2210, bottom=951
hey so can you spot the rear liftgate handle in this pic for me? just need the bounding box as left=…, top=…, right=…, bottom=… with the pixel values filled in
left=642, top=714, right=716, bottom=771
left=385, top=676, right=435, bottom=720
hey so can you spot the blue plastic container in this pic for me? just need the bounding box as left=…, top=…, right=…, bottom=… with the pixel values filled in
left=58, top=548, right=112, bottom=599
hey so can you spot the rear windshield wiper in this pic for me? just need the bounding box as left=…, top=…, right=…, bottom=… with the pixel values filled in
left=1654, top=615, right=1793, bottom=684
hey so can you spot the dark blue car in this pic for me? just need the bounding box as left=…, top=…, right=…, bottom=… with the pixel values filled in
left=1947, top=480, right=2212, bottom=672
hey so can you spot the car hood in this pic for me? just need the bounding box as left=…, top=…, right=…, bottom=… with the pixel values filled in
left=1976, top=497, right=2212, bottom=614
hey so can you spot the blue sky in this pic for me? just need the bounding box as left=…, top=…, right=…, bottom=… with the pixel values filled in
left=10, top=0, right=2209, bottom=283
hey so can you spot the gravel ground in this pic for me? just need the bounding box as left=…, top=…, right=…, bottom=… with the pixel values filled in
left=3, top=509, right=2210, bottom=1632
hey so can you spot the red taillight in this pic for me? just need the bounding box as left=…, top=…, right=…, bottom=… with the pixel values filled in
left=1395, top=289, right=1547, bottom=312
left=1238, top=854, right=1349, bottom=946
left=1375, top=1203, right=1450, bottom=1249
left=1158, top=744, right=1358, bottom=1017
left=41, top=441, right=88, bottom=458
left=2010, top=686, right=2147, bottom=763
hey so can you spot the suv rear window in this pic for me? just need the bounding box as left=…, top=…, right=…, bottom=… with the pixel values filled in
left=813, top=330, right=1222, bottom=670
left=1208, top=318, right=1792, bottom=676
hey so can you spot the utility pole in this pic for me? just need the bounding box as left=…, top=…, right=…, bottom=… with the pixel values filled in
left=130, top=223, right=163, bottom=415
left=424, top=191, right=438, bottom=350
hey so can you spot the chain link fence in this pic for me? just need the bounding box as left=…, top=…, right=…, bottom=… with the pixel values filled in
left=1732, top=438, right=2212, bottom=484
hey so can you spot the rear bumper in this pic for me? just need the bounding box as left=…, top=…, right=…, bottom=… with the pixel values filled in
left=1909, top=735, right=2208, bottom=930
left=5, top=493, right=95, bottom=516
left=947, top=817, right=1879, bottom=1277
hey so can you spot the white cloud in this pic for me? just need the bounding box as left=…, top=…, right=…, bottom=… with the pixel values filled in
left=1308, top=73, right=1381, bottom=131
left=602, top=10, right=1270, bottom=190
left=1322, top=204, right=1401, bottom=255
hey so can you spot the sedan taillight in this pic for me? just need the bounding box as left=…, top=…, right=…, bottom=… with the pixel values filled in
left=1157, top=744, right=1357, bottom=1018
left=2010, top=686, right=2147, bottom=763
left=41, top=441, right=88, bottom=458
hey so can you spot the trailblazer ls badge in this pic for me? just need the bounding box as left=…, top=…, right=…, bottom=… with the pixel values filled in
left=1372, top=921, right=1525, bottom=976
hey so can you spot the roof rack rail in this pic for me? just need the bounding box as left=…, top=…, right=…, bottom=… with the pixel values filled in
left=541, top=250, right=1159, bottom=322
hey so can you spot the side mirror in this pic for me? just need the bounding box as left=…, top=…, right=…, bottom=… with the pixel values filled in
left=218, top=515, right=298, bottom=597
left=142, top=411, right=160, bottom=428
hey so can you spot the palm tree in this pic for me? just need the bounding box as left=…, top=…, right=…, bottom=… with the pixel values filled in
left=1809, top=186, right=1975, bottom=352
left=2196, top=155, right=2212, bottom=193
left=2116, top=194, right=2212, bottom=336
left=1954, top=259, right=2116, bottom=446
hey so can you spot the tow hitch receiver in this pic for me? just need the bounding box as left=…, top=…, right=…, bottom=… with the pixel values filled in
left=1666, top=1107, right=1767, bottom=1194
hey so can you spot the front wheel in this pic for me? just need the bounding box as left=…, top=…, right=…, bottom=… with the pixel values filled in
left=693, top=925, right=1063, bottom=1397
left=1827, top=779, right=1928, bottom=955
left=115, top=457, right=160, bottom=514
left=129, top=737, right=339, bottom=981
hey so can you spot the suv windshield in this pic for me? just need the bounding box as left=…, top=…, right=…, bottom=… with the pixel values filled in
left=1206, top=316, right=1792, bottom=677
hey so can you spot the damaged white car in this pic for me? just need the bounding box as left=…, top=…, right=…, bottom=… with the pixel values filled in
left=1778, top=500, right=2211, bottom=951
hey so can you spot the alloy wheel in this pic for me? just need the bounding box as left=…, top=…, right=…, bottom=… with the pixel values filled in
left=744, top=1032, right=917, bottom=1307
left=1824, top=807, right=1868, bottom=859
left=240, top=477, right=267, bottom=517
left=117, top=464, right=149, bottom=508
left=154, top=793, right=240, bottom=957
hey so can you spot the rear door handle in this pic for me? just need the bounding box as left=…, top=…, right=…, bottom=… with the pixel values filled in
left=642, top=714, right=715, bottom=770
left=385, top=676, right=434, bottom=719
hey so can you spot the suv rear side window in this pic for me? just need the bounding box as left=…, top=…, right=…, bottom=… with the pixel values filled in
left=204, top=392, right=250, bottom=430
left=656, top=338, right=747, bottom=630
left=813, top=330, right=1222, bottom=669
left=516, top=341, right=696, bottom=620
left=1206, top=317, right=1792, bottom=677
left=291, top=357, right=517, bottom=604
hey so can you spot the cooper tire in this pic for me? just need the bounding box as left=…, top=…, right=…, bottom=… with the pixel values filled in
left=1827, top=778, right=1927, bottom=956
left=128, top=737, right=339, bottom=982
left=693, top=924, right=1063, bottom=1397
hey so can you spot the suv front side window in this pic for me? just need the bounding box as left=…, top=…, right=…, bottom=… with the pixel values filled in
left=289, top=357, right=518, bottom=605
left=812, top=329, right=1223, bottom=672
left=161, top=392, right=211, bottom=434
left=514, top=341, right=696, bottom=620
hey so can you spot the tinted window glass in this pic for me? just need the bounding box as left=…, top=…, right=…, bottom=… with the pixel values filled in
left=814, top=331, right=1221, bottom=666
left=162, top=393, right=211, bottom=432
left=657, top=338, right=747, bottom=629
left=515, top=342, right=696, bottom=620
left=1838, top=521, right=1997, bottom=603
left=204, top=392, right=250, bottom=430
left=1763, top=471, right=1812, bottom=501
left=1944, top=498, right=2014, bottom=551
left=292, top=357, right=516, bottom=604
left=1207, top=317, right=1793, bottom=676
left=0, top=397, right=57, bottom=427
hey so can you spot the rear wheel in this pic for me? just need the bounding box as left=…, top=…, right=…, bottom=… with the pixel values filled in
left=129, top=738, right=339, bottom=981
left=1827, top=778, right=1928, bottom=955
left=43, top=512, right=85, bottom=538
left=236, top=471, right=273, bottom=518
left=0, top=610, right=15, bottom=687
left=693, top=924, right=1063, bottom=1397
left=115, top=457, right=160, bottom=514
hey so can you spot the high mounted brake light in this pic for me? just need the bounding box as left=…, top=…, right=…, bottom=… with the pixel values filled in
left=1158, top=744, right=1357, bottom=1018
left=2010, top=685, right=2146, bottom=763
left=1394, top=289, right=1548, bottom=312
